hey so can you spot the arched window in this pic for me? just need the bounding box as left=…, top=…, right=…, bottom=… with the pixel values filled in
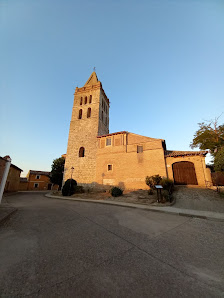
left=80, top=97, right=83, bottom=105
left=102, top=111, right=103, bottom=122
left=89, top=95, right=92, bottom=104
left=79, top=147, right=85, bottom=157
left=105, top=116, right=107, bottom=125
left=78, top=109, right=82, bottom=119
left=85, top=96, right=87, bottom=104
left=87, top=108, right=91, bottom=118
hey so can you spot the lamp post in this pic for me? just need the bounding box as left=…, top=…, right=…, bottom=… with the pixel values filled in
left=69, top=167, right=74, bottom=196
left=71, top=167, right=74, bottom=179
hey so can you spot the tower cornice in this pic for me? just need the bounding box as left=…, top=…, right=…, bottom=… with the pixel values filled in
left=74, top=82, right=109, bottom=105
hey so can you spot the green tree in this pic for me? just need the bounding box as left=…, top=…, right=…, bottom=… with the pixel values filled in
left=50, top=157, right=65, bottom=189
left=214, top=147, right=224, bottom=172
left=190, top=117, right=224, bottom=156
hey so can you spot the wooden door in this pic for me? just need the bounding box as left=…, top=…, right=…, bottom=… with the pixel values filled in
left=172, top=162, right=198, bottom=185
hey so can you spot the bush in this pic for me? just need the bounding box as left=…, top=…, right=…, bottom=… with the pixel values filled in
left=145, top=175, right=162, bottom=189
left=212, top=172, right=224, bottom=186
left=62, top=179, right=77, bottom=196
left=160, top=178, right=174, bottom=194
left=162, top=190, right=173, bottom=202
left=110, top=187, right=123, bottom=197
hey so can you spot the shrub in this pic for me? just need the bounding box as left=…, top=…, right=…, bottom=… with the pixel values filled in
left=212, top=172, right=224, bottom=186
left=110, top=187, right=123, bottom=197
left=145, top=175, right=162, bottom=189
left=162, top=190, right=173, bottom=202
left=160, top=178, right=174, bottom=194
left=62, top=179, right=77, bottom=196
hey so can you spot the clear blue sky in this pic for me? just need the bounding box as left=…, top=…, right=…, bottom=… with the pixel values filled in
left=1, top=0, right=224, bottom=176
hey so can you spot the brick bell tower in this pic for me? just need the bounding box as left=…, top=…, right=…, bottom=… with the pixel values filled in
left=64, top=71, right=110, bottom=186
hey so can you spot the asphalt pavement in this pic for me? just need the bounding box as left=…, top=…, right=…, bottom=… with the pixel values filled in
left=0, top=192, right=224, bottom=297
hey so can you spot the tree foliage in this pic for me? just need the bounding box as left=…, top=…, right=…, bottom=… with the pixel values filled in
left=50, top=157, right=65, bottom=188
left=190, top=117, right=224, bottom=156
left=214, top=147, right=224, bottom=172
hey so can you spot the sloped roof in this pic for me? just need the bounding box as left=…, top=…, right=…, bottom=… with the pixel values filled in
left=84, top=71, right=99, bottom=86
left=0, top=156, right=23, bottom=172
left=165, top=150, right=208, bottom=157
left=20, top=177, right=28, bottom=182
left=29, top=170, right=50, bottom=176
left=97, top=131, right=128, bottom=138
left=97, top=131, right=164, bottom=142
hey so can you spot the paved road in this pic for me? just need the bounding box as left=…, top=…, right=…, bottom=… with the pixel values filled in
left=0, top=192, right=224, bottom=297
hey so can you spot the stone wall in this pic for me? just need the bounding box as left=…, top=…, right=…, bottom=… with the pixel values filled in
left=64, top=81, right=109, bottom=185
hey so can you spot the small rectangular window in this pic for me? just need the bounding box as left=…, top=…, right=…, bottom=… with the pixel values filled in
left=137, top=145, right=143, bottom=153
left=108, top=165, right=112, bottom=171
left=106, top=138, right=111, bottom=146
left=34, top=183, right=39, bottom=188
left=36, top=175, right=40, bottom=179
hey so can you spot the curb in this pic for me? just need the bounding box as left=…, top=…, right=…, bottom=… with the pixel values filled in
left=45, top=194, right=224, bottom=222
left=0, top=208, right=17, bottom=225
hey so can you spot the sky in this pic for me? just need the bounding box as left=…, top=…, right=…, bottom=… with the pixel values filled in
left=0, top=0, right=224, bottom=177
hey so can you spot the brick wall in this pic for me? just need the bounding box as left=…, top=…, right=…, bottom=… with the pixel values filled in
left=96, top=133, right=167, bottom=190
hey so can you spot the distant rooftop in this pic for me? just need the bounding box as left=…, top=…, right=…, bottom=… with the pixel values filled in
left=29, top=170, right=50, bottom=176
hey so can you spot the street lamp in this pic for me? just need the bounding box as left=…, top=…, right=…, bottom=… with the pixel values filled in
left=69, top=167, right=74, bottom=196
left=71, top=167, right=74, bottom=179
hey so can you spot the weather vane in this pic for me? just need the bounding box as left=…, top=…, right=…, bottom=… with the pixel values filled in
left=93, top=66, right=96, bottom=72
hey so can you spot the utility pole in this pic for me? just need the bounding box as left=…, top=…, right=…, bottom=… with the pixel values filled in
left=0, top=156, right=11, bottom=204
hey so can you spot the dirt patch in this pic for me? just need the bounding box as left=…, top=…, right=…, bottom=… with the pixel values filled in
left=106, top=190, right=157, bottom=205
left=173, top=186, right=224, bottom=212
left=52, top=189, right=173, bottom=206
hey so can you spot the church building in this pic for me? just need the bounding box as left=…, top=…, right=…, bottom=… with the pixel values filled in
left=63, top=72, right=212, bottom=189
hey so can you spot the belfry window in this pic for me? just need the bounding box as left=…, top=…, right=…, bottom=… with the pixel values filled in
left=89, top=95, right=92, bottom=104
left=78, top=109, right=82, bottom=119
left=85, top=96, right=87, bottom=104
left=80, top=97, right=83, bottom=105
left=87, top=108, right=91, bottom=118
left=79, top=147, right=85, bottom=157
left=102, top=111, right=103, bottom=121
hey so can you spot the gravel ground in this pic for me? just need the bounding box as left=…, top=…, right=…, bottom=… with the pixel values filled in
left=173, top=186, right=224, bottom=212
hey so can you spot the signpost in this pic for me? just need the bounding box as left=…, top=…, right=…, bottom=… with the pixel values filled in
left=155, top=185, right=163, bottom=203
